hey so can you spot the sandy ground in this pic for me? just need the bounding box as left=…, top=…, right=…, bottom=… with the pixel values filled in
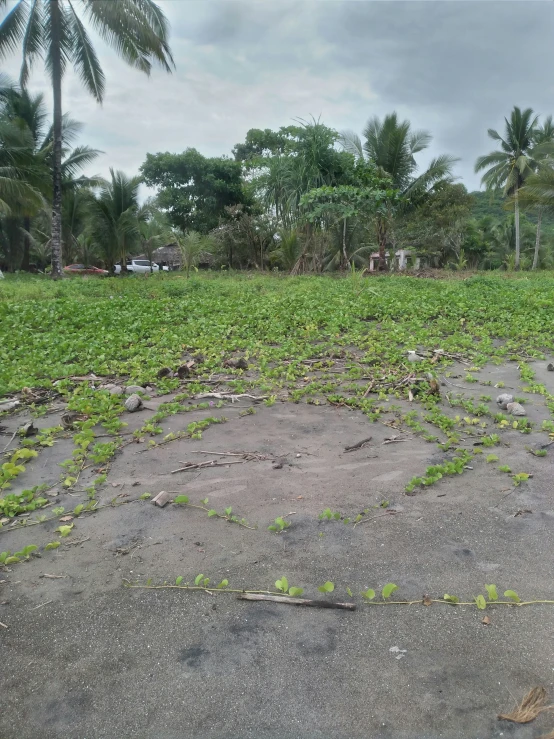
left=1, top=360, right=554, bottom=738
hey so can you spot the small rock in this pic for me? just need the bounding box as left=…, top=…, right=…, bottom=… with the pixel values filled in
left=124, top=394, right=143, bottom=412
left=108, top=386, right=124, bottom=396
left=407, top=351, right=423, bottom=363
left=157, top=367, right=172, bottom=378
left=18, top=421, right=37, bottom=437
left=547, top=363, right=554, bottom=372
left=125, top=385, right=146, bottom=395
left=506, top=402, right=526, bottom=417
left=0, top=400, right=20, bottom=412
left=496, top=393, right=514, bottom=409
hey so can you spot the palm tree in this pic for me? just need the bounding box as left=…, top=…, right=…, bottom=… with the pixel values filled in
left=527, top=117, right=554, bottom=269
left=90, top=169, right=141, bottom=272
left=1, top=84, right=100, bottom=268
left=176, top=230, right=214, bottom=278
left=0, top=0, right=174, bottom=279
left=137, top=203, right=171, bottom=272
left=475, top=107, right=541, bottom=270
left=340, top=112, right=457, bottom=268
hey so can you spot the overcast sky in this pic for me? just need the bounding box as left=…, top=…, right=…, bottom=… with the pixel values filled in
left=3, top=0, right=554, bottom=193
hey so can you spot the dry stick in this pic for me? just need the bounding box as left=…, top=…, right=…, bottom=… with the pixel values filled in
left=237, top=593, right=356, bottom=610
left=171, top=459, right=246, bottom=474
left=353, top=511, right=399, bottom=528
left=344, top=436, right=373, bottom=453
left=0, top=621, right=7, bottom=628
left=2, top=430, right=17, bottom=454
left=194, top=393, right=268, bottom=402
left=31, top=600, right=53, bottom=610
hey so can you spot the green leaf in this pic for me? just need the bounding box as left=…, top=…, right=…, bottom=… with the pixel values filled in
left=443, top=594, right=459, bottom=604
left=362, top=588, right=376, bottom=601
left=175, top=576, right=183, bottom=586
left=200, top=498, right=209, bottom=505
left=267, top=525, right=277, bottom=532
left=73, top=504, right=84, bottom=516
left=5, top=556, right=20, bottom=564
left=486, top=454, right=498, bottom=463
left=381, top=583, right=398, bottom=599
left=288, top=587, right=304, bottom=597
left=174, top=495, right=189, bottom=504
left=217, top=579, right=229, bottom=589
left=44, top=541, right=61, bottom=551
left=318, top=581, right=335, bottom=593
left=207, top=509, right=217, bottom=517
left=56, top=524, right=74, bottom=537
left=225, top=507, right=232, bottom=516
left=485, top=584, right=498, bottom=602
left=503, top=589, right=521, bottom=603
left=194, top=574, right=204, bottom=586
left=475, top=594, right=487, bottom=610
left=275, top=576, right=288, bottom=593
left=140, top=492, right=151, bottom=500
left=346, top=587, right=353, bottom=597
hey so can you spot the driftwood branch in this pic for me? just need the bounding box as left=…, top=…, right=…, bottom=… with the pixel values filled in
left=237, top=593, right=356, bottom=610
left=344, top=436, right=372, bottom=452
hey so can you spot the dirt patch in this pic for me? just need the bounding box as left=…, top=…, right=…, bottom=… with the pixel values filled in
left=1, top=361, right=554, bottom=738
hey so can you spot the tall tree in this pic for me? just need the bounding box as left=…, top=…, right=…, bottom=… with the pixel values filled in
left=475, top=107, right=540, bottom=270
left=529, top=116, right=554, bottom=269
left=141, top=149, right=249, bottom=233
left=340, top=112, right=457, bottom=268
left=0, top=0, right=173, bottom=278
left=0, top=84, right=99, bottom=268
left=90, top=168, right=141, bottom=272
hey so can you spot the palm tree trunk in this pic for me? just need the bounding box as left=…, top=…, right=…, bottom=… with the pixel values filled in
left=514, top=186, right=520, bottom=270
left=342, top=217, right=348, bottom=269
left=50, top=0, right=64, bottom=279
left=377, top=217, right=387, bottom=271
left=22, top=216, right=31, bottom=272
left=532, top=207, right=542, bottom=270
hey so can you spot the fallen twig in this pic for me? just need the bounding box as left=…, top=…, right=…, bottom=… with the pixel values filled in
left=0, top=620, right=7, bottom=628
left=171, top=459, right=245, bottom=474
left=32, top=600, right=53, bottom=610
left=344, top=436, right=373, bottom=453
left=237, top=593, right=356, bottom=610
left=352, top=511, right=399, bottom=528
left=195, top=393, right=268, bottom=402
left=2, top=430, right=17, bottom=454
left=39, top=573, right=68, bottom=579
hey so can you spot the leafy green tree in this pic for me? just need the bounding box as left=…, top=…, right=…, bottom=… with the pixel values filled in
left=249, top=119, right=355, bottom=229
left=475, top=107, right=541, bottom=269
left=395, top=183, right=475, bottom=267
left=0, top=0, right=173, bottom=278
left=340, top=112, right=456, bottom=268
left=141, top=149, right=248, bottom=233
left=301, top=181, right=397, bottom=270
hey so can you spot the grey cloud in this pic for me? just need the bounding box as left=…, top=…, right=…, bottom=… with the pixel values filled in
left=3, top=0, right=553, bottom=191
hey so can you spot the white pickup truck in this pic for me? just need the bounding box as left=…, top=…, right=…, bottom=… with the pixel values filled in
left=114, top=259, right=162, bottom=274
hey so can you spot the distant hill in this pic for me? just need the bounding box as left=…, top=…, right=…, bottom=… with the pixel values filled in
left=470, top=190, right=552, bottom=226
left=470, top=191, right=509, bottom=221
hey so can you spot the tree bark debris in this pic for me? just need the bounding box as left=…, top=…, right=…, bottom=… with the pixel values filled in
left=237, top=593, right=356, bottom=610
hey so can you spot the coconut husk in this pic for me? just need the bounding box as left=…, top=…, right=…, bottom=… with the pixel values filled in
left=498, top=687, right=552, bottom=723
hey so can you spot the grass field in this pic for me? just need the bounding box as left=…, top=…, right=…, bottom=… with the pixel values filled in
left=1, top=271, right=553, bottom=396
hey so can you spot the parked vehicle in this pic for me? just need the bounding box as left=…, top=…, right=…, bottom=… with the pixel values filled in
left=64, top=264, right=109, bottom=276
left=114, top=259, right=160, bottom=274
